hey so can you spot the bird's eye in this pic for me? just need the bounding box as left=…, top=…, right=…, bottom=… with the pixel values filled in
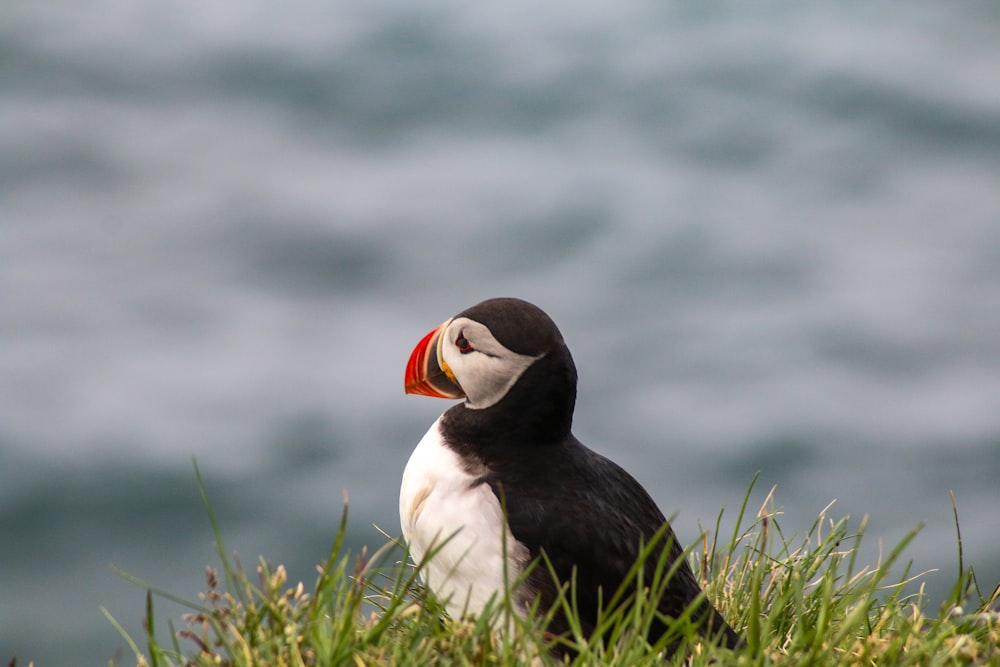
left=455, top=334, right=473, bottom=354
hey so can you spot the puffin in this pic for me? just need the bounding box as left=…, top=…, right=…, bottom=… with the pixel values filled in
left=400, top=297, right=742, bottom=653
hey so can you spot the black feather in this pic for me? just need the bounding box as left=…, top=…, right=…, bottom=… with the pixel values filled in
left=439, top=322, right=742, bottom=653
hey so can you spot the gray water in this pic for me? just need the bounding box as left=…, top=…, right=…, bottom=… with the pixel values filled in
left=4, top=1, right=1000, bottom=664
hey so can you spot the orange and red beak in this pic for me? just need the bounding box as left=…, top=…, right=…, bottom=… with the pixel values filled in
left=404, top=318, right=466, bottom=399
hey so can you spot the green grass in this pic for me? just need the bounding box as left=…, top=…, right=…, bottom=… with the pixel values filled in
left=103, top=467, right=999, bottom=667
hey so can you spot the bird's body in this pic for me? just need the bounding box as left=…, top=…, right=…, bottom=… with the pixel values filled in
left=400, top=297, right=741, bottom=652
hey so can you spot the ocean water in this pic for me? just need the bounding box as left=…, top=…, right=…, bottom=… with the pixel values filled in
left=3, top=1, right=1000, bottom=664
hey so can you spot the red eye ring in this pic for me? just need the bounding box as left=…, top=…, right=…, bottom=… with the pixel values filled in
left=455, top=334, right=473, bottom=354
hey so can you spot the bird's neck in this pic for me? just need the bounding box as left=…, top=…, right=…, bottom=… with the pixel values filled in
left=441, top=349, right=577, bottom=453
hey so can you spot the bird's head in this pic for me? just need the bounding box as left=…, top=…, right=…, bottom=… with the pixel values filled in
left=405, top=297, right=575, bottom=413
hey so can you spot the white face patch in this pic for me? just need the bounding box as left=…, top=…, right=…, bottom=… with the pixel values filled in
left=439, top=318, right=542, bottom=410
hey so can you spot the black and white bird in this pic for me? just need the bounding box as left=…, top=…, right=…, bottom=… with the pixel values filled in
left=400, top=297, right=741, bottom=652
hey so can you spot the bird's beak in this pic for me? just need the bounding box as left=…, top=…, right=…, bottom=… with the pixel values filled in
left=404, top=318, right=466, bottom=399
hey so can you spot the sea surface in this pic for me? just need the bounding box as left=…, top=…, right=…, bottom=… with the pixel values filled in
left=3, top=1, right=1000, bottom=664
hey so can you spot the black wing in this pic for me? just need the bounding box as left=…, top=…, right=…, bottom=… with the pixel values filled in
left=485, top=436, right=741, bottom=649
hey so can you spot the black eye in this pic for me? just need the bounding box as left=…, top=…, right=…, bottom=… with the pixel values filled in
left=455, top=334, right=473, bottom=354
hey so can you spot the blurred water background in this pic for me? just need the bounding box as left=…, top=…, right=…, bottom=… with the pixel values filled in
left=3, top=1, right=1000, bottom=664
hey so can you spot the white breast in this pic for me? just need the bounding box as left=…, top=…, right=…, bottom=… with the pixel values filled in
left=399, top=416, right=528, bottom=620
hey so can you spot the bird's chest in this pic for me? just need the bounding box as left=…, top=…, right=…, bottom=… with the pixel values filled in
left=399, top=418, right=527, bottom=617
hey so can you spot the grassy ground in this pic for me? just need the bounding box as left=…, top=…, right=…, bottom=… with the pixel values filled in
left=100, top=468, right=998, bottom=667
